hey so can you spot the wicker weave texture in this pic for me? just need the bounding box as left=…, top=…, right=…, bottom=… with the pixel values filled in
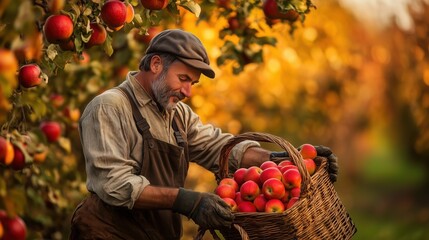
left=201, top=132, right=357, bottom=240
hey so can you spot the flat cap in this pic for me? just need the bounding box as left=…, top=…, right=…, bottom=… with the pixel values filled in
left=144, top=29, right=215, bottom=78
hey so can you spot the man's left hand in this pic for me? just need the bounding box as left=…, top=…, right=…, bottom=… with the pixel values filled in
left=314, top=145, right=339, bottom=183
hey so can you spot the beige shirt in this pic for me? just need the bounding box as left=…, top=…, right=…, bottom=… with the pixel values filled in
left=79, top=71, right=260, bottom=209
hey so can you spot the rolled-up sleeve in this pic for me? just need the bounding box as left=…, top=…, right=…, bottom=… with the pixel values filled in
left=79, top=94, right=150, bottom=209
left=177, top=103, right=260, bottom=174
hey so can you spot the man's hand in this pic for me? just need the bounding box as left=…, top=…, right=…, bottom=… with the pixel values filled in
left=172, top=188, right=234, bottom=229
left=314, top=145, right=339, bottom=182
left=270, top=145, right=339, bottom=183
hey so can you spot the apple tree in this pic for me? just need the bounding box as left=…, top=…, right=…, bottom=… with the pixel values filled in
left=0, top=0, right=317, bottom=238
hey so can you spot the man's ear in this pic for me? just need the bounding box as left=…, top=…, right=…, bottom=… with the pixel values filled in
left=150, top=55, right=162, bottom=73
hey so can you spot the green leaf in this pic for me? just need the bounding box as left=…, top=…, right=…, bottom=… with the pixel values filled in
left=103, top=35, right=114, bottom=56
left=46, top=44, right=58, bottom=61
left=179, top=1, right=201, bottom=18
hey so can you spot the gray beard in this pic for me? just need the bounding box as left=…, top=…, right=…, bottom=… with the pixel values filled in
left=151, top=72, right=185, bottom=112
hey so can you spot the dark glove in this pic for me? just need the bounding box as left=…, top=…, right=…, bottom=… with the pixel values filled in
left=314, top=145, right=339, bottom=183
left=172, top=188, right=234, bottom=229
left=270, top=145, right=339, bottom=183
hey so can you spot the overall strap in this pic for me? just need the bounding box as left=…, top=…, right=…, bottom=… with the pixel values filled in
left=116, top=86, right=152, bottom=138
left=172, top=113, right=186, bottom=148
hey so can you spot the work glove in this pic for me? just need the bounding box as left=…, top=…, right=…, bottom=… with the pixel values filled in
left=172, top=188, right=234, bottom=229
left=270, top=145, right=339, bottom=183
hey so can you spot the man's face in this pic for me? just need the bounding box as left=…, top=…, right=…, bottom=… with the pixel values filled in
left=152, top=60, right=201, bottom=111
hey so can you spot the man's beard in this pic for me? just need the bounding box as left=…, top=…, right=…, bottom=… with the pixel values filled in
left=151, top=72, right=185, bottom=112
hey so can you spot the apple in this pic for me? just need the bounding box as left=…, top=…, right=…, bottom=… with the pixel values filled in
left=43, top=14, right=74, bottom=44
left=215, top=184, right=236, bottom=199
left=265, top=199, right=285, bottom=213
left=48, top=0, right=65, bottom=13
left=40, top=121, right=61, bottom=142
left=290, top=187, right=301, bottom=198
left=262, top=0, right=300, bottom=21
left=260, top=166, right=283, bottom=184
left=49, top=94, right=65, bottom=107
left=63, top=107, right=81, bottom=122
left=59, top=39, right=75, bottom=51
left=282, top=169, right=302, bottom=190
left=280, top=189, right=290, bottom=203
left=219, top=177, right=239, bottom=192
left=101, top=0, right=127, bottom=28
left=125, top=3, right=135, bottom=23
left=233, top=167, right=247, bottom=186
left=239, top=180, right=260, bottom=201
left=222, top=197, right=238, bottom=212
left=299, top=143, right=317, bottom=160
left=262, top=178, right=285, bottom=200
left=237, top=201, right=256, bottom=212
left=0, top=138, right=14, bottom=166
left=11, top=145, right=26, bottom=171
left=260, top=160, right=277, bottom=170
left=278, top=160, right=293, bottom=168
left=85, top=23, right=107, bottom=48
left=243, top=166, right=262, bottom=186
left=234, top=192, right=244, bottom=205
left=279, top=164, right=298, bottom=174
left=304, top=158, right=316, bottom=176
left=133, top=26, right=162, bottom=45
left=286, top=197, right=299, bottom=209
left=0, top=214, right=27, bottom=240
left=253, top=194, right=267, bottom=212
left=18, top=64, right=44, bottom=88
left=140, top=0, right=169, bottom=10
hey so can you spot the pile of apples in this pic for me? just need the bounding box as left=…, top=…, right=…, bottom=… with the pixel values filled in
left=215, top=144, right=318, bottom=213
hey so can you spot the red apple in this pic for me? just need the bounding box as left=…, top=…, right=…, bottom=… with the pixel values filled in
left=282, top=169, right=302, bottom=190
left=18, top=64, right=44, bottom=88
left=279, top=164, right=298, bottom=174
left=125, top=3, right=135, bottom=23
left=260, top=160, right=278, bottom=170
left=286, top=196, right=299, bottom=209
left=260, top=166, right=283, bottom=184
left=299, top=143, right=317, bottom=160
left=58, top=39, right=75, bottom=51
left=49, top=94, right=65, bottom=107
left=10, top=145, right=26, bottom=171
left=239, top=180, right=260, bottom=201
left=262, top=0, right=300, bottom=21
left=253, top=194, right=267, bottom=212
left=140, top=0, right=169, bottom=10
left=243, top=166, right=262, bottom=186
left=265, top=199, right=285, bottom=213
left=262, top=178, right=285, bottom=200
left=101, top=0, right=127, bottom=28
left=43, top=14, right=74, bottom=44
left=290, top=187, right=301, bottom=198
left=233, top=167, right=247, bottom=186
left=278, top=160, right=293, bottom=168
left=237, top=201, right=256, bottom=212
left=215, top=184, right=236, bottom=199
left=40, top=121, right=61, bottom=142
left=219, top=177, right=239, bottom=192
left=1, top=214, right=27, bottom=240
left=0, top=137, right=8, bottom=164
left=85, top=23, right=107, bottom=48
left=280, top=189, right=290, bottom=203
left=133, top=26, right=162, bottom=45
left=304, top=158, right=316, bottom=176
left=222, top=197, right=238, bottom=212
left=235, top=192, right=244, bottom=205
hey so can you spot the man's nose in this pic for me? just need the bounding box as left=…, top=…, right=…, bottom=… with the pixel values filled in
left=181, top=82, right=192, bottom=98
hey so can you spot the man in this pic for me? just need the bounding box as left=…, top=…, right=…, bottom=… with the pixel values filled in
left=70, top=29, right=338, bottom=239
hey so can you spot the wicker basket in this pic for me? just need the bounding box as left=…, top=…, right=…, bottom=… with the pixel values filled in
left=196, top=132, right=357, bottom=240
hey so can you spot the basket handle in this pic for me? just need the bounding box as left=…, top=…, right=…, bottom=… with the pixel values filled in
left=195, top=224, right=249, bottom=240
left=218, top=132, right=311, bottom=195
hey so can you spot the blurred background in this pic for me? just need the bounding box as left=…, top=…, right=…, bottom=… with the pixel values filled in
left=0, top=0, right=428, bottom=239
